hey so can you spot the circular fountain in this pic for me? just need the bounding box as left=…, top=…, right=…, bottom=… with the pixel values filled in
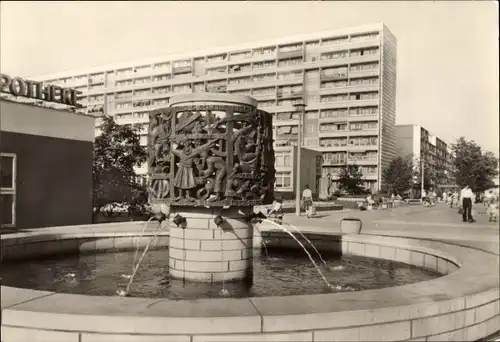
left=0, top=93, right=498, bottom=341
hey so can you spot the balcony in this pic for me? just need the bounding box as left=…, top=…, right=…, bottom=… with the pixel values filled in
left=348, top=114, right=379, bottom=122
left=348, top=68, right=380, bottom=78
left=172, top=66, right=192, bottom=74
left=346, top=144, right=379, bottom=151
left=320, top=116, right=349, bottom=124
left=278, top=49, right=304, bottom=59
left=320, top=73, right=348, bottom=82
left=206, top=85, right=227, bottom=93
left=276, top=76, right=303, bottom=86
left=344, top=53, right=380, bottom=65
left=248, top=51, right=278, bottom=63
left=226, top=82, right=253, bottom=91
left=349, top=128, right=378, bottom=136
left=319, top=130, right=349, bottom=138
left=319, top=86, right=349, bottom=96
left=277, top=91, right=303, bottom=99
left=252, top=92, right=275, bottom=100
left=347, top=158, right=378, bottom=165
left=309, top=39, right=380, bottom=55
left=347, top=84, right=379, bottom=93
left=316, top=145, right=348, bottom=152
left=362, top=174, right=378, bottom=181
left=323, top=159, right=347, bottom=166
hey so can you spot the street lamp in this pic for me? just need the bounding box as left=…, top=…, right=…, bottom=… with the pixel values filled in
left=421, top=159, right=425, bottom=199
left=293, top=102, right=307, bottom=216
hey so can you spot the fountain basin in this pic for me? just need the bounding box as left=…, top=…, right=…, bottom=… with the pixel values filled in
left=1, top=222, right=499, bottom=341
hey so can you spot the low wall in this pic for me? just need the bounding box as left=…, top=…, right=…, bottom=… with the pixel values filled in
left=1, top=222, right=498, bottom=342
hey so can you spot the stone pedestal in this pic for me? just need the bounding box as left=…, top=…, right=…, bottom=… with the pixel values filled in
left=168, top=207, right=254, bottom=283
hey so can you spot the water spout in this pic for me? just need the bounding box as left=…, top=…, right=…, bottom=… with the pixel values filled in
left=282, top=222, right=328, bottom=267
left=261, top=219, right=333, bottom=290
left=118, top=219, right=168, bottom=297
left=132, top=217, right=154, bottom=274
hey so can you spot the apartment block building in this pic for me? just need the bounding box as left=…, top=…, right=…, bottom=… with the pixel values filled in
left=395, top=124, right=455, bottom=187
left=30, top=23, right=397, bottom=191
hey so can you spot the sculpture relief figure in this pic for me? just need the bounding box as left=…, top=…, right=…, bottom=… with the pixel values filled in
left=204, top=146, right=228, bottom=202
left=234, top=122, right=258, bottom=173
left=149, top=114, right=171, bottom=173
left=173, top=140, right=217, bottom=201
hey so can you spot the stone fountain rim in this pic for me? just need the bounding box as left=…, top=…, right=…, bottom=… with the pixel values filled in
left=1, top=221, right=498, bottom=337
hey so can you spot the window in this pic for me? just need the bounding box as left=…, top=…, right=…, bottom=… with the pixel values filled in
left=320, top=124, right=347, bottom=132
left=350, top=63, right=379, bottom=71
left=279, top=44, right=302, bottom=53
left=1, top=153, right=16, bottom=227
left=320, top=109, right=348, bottom=118
left=253, top=73, right=276, bottom=82
left=305, top=125, right=315, bottom=134
left=153, top=75, right=170, bottom=82
left=275, top=172, right=292, bottom=188
left=275, top=152, right=291, bottom=167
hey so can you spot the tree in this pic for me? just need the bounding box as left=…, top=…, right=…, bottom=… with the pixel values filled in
left=337, top=164, right=364, bottom=194
left=93, top=116, right=148, bottom=215
left=382, top=155, right=414, bottom=195
left=451, top=137, right=498, bottom=193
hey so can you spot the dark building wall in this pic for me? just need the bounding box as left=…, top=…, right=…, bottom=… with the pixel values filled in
left=1, top=131, right=93, bottom=229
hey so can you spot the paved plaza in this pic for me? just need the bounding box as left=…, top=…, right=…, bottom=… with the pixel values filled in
left=277, top=203, right=499, bottom=255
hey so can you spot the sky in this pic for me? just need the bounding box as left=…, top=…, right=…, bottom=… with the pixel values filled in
left=1, top=1, right=498, bottom=155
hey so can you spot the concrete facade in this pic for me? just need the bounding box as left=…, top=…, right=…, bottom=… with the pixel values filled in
left=0, top=100, right=95, bottom=230
left=29, top=22, right=397, bottom=191
left=274, top=145, right=322, bottom=198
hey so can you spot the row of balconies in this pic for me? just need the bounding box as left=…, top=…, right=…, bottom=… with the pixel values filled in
left=77, top=67, right=380, bottom=99
left=323, top=158, right=378, bottom=166
left=48, top=38, right=382, bottom=88
left=76, top=59, right=380, bottom=97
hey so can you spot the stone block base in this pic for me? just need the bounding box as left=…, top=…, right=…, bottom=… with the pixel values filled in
left=168, top=207, right=254, bottom=283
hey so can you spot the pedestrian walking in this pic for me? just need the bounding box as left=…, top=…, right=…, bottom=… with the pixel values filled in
left=460, top=185, right=475, bottom=223
left=301, top=185, right=314, bottom=219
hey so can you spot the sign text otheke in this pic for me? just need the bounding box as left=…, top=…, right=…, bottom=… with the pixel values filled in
left=1, top=74, right=82, bottom=108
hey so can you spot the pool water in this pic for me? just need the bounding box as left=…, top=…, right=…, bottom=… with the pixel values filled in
left=0, top=248, right=441, bottom=300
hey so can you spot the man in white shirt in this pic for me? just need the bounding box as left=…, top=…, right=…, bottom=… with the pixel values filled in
left=301, top=185, right=313, bottom=218
left=460, top=185, right=475, bottom=223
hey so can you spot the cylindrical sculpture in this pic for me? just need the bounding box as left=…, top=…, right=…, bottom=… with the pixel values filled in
left=147, top=93, right=275, bottom=283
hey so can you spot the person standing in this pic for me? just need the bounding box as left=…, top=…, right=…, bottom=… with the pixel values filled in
left=460, top=185, right=475, bottom=223
left=451, top=190, right=459, bottom=208
left=484, top=190, right=493, bottom=207
left=301, top=185, right=313, bottom=218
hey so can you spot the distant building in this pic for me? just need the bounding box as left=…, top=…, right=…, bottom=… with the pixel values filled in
left=0, top=99, right=94, bottom=230
left=29, top=22, right=397, bottom=191
left=274, top=145, right=322, bottom=198
left=395, top=124, right=455, bottom=190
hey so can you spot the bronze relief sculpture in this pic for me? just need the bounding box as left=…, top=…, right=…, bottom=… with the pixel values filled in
left=147, top=104, right=275, bottom=208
